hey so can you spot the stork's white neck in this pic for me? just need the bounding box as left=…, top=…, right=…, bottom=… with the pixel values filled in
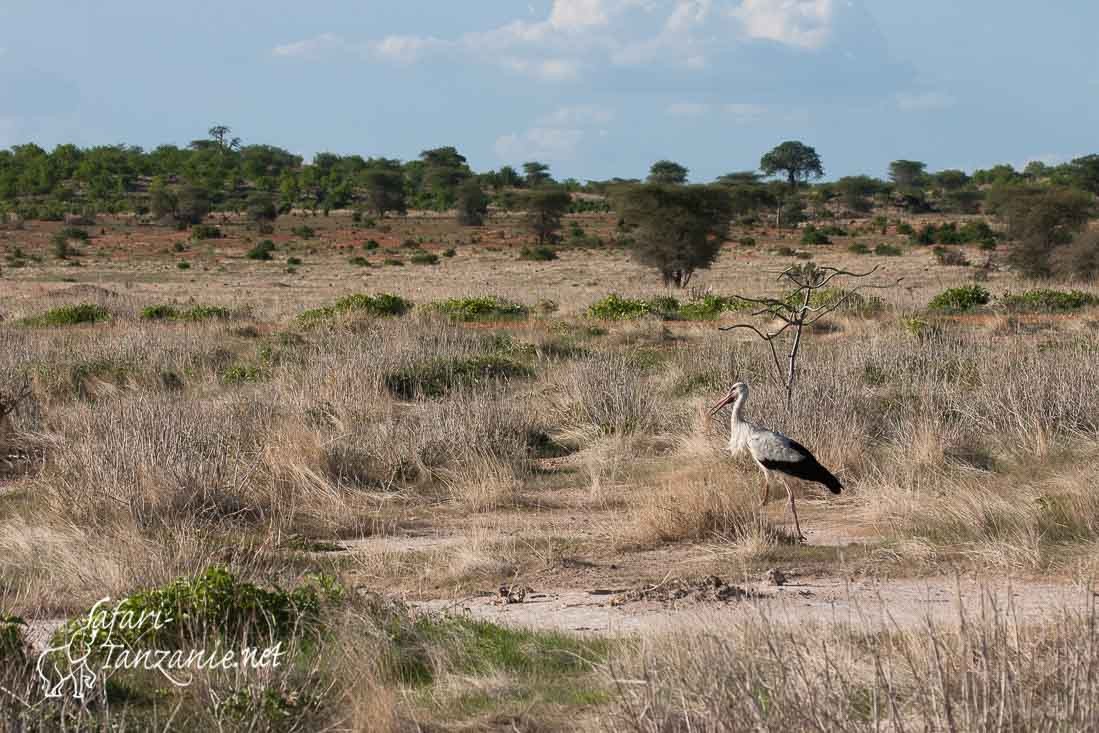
left=727, top=394, right=750, bottom=453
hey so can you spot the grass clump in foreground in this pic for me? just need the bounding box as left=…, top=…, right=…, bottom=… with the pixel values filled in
left=427, top=296, right=529, bottom=322
left=298, top=292, right=413, bottom=324
left=8, top=565, right=610, bottom=731
left=385, top=355, right=533, bottom=399
left=1000, top=288, right=1099, bottom=312
left=928, top=285, right=991, bottom=313
left=21, top=303, right=110, bottom=327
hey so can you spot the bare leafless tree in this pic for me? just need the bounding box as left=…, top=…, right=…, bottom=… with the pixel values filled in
left=721, top=263, right=899, bottom=412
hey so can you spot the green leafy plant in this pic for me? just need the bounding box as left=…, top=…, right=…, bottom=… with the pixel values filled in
left=385, top=355, right=533, bottom=399
left=427, top=296, right=528, bottom=322
left=22, top=303, right=110, bottom=327
left=1000, top=289, right=1099, bottom=312
left=246, top=240, right=276, bottom=261
left=928, top=285, right=991, bottom=313
left=519, top=246, right=558, bottom=261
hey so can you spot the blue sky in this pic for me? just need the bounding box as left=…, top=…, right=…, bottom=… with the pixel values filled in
left=1, top=1, right=1096, bottom=182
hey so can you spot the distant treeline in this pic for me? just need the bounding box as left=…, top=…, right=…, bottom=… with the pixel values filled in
left=0, top=126, right=1097, bottom=223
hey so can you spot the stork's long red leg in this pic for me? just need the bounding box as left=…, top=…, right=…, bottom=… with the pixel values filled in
left=781, top=478, right=806, bottom=542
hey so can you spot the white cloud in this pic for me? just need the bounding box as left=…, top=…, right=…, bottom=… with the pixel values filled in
left=666, top=0, right=713, bottom=32
left=550, top=0, right=610, bottom=30
left=723, top=102, right=766, bottom=123
left=371, top=35, right=444, bottom=64
left=895, top=90, right=955, bottom=111
left=503, top=57, right=582, bottom=81
left=730, top=0, right=835, bottom=50
left=495, top=127, right=585, bottom=161
left=271, top=33, right=349, bottom=59
left=541, top=104, right=616, bottom=126
left=667, top=101, right=711, bottom=118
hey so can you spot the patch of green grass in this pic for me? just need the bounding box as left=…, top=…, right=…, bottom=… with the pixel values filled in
left=291, top=225, right=315, bottom=239
left=246, top=240, right=276, bottom=261
left=21, top=303, right=109, bottom=327
left=677, top=294, right=751, bottom=320
left=519, top=245, right=558, bottom=261
left=427, top=296, right=529, bottom=322
left=297, top=293, right=412, bottom=325
left=190, top=224, right=221, bottom=240
left=0, top=614, right=27, bottom=664
left=587, top=294, right=653, bottom=320
left=1000, top=289, right=1099, bottom=312
left=348, top=256, right=372, bottom=267
left=385, top=355, right=533, bottom=399
left=874, top=243, right=903, bottom=257
left=801, top=225, right=831, bottom=245
left=928, top=285, right=991, bottom=313
left=410, top=251, right=440, bottom=265
left=383, top=257, right=405, bottom=267
left=221, top=363, right=268, bottom=384
left=848, top=242, right=870, bottom=254
left=140, top=304, right=232, bottom=321
left=52, top=567, right=341, bottom=660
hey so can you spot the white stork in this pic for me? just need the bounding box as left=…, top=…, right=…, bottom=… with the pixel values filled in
left=709, top=382, right=842, bottom=541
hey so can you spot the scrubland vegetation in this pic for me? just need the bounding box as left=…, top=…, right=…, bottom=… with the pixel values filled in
left=3, top=128, right=1099, bottom=729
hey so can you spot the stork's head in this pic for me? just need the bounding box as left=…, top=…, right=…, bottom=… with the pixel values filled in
left=708, top=382, right=748, bottom=416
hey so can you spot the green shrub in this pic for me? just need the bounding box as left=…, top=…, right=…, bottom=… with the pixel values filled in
left=364, top=239, right=379, bottom=250
left=51, top=567, right=338, bottom=659
left=180, top=305, right=232, bottom=321
left=801, top=225, right=831, bottom=245
left=928, top=285, right=991, bottom=313
left=520, top=246, right=558, bottom=261
left=874, top=243, right=902, bottom=256
left=1000, top=289, right=1099, bottom=312
left=22, top=303, right=109, bottom=327
left=349, top=256, right=372, bottom=267
left=443, top=248, right=456, bottom=258
left=297, top=293, right=412, bottom=324
left=383, top=258, right=404, bottom=267
left=177, top=260, right=191, bottom=270
left=738, top=236, right=756, bottom=247
left=0, top=614, right=27, bottom=665
left=848, top=243, right=870, bottom=254
left=410, top=251, right=440, bottom=265
left=291, top=225, right=315, bottom=239
left=587, top=294, right=652, bottom=320
left=141, top=304, right=178, bottom=320
left=287, top=256, right=303, bottom=266
left=677, top=294, right=750, bottom=320
left=246, top=239, right=276, bottom=261
left=896, top=222, right=915, bottom=236
left=385, top=355, right=533, bottom=399
left=428, top=296, right=528, bottom=322
left=190, top=224, right=221, bottom=240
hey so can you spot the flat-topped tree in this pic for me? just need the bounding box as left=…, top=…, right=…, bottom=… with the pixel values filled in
left=360, top=159, right=407, bottom=218
left=760, top=141, right=824, bottom=188
left=617, top=184, right=732, bottom=288
left=648, top=160, right=689, bottom=185
left=524, top=187, right=571, bottom=245
left=523, top=161, right=553, bottom=188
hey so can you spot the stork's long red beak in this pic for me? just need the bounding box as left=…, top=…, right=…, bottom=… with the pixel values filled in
left=709, top=392, right=735, bottom=416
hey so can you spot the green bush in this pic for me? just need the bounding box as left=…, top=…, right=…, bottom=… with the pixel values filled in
left=246, top=239, right=276, bottom=261
left=677, top=294, right=751, bottom=320
left=587, top=294, right=653, bottom=320
left=874, top=243, right=903, bottom=256
left=738, top=237, right=756, bottom=247
left=349, top=256, right=372, bottom=267
left=287, top=256, right=303, bottom=266
left=1000, top=289, right=1099, bottom=312
left=800, top=225, right=831, bottom=245
left=364, top=239, right=379, bottom=250
left=22, top=303, right=110, bottom=327
left=297, top=293, right=412, bottom=324
left=141, top=304, right=178, bottom=320
left=291, top=225, right=315, bottom=239
left=848, top=243, right=870, bottom=254
left=443, top=248, right=456, bottom=258
left=190, top=224, right=222, bottom=240
left=177, top=260, right=191, bottom=270
left=383, top=258, right=404, bottom=267
left=221, top=363, right=267, bottom=384
left=0, top=614, right=27, bottom=665
left=51, top=566, right=338, bottom=659
left=928, top=285, right=991, bottom=313
left=385, top=355, right=533, bottom=399
left=410, top=252, right=440, bottom=265
left=519, top=246, right=558, bottom=261
left=428, top=296, right=528, bottom=322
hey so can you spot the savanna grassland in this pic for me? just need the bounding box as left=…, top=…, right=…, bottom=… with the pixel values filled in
left=4, top=208, right=1099, bottom=731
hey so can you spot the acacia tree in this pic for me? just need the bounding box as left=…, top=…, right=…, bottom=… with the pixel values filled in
left=722, top=263, right=898, bottom=412
left=524, top=187, right=571, bottom=245
left=647, top=160, right=689, bottom=185
left=360, top=159, right=407, bottom=218
left=617, top=184, right=732, bottom=288
left=760, top=141, right=824, bottom=188
left=456, top=179, right=489, bottom=226
left=889, top=160, right=928, bottom=189
left=523, top=161, right=552, bottom=188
